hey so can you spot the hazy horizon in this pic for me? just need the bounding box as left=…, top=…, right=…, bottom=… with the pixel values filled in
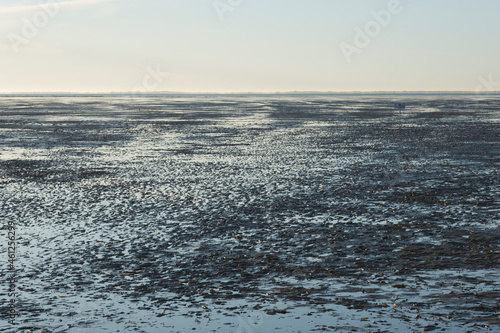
left=1, top=90, right=499, bottom=96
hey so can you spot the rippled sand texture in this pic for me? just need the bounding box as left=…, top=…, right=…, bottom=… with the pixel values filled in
left=1, top=96, right=499, bottom=332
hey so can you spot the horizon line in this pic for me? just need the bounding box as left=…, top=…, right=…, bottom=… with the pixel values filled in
left=1, top=90, right=500, bottom=96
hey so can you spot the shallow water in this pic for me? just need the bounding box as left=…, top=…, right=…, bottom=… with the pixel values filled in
left=1, top=95, right=499, bottom=332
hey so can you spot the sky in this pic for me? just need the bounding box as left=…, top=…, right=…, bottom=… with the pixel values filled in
left=0, top=0, right=499, bottom=93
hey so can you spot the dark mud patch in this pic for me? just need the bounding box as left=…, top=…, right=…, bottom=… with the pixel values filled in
left=0, top=159, right=112, bottom=181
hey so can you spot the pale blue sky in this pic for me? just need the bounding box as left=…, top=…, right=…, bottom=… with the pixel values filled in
left=0, top=0, right=499, bottom=93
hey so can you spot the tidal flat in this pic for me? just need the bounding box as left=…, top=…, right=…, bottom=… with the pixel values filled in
left=0, top=95, right=499, bottom=332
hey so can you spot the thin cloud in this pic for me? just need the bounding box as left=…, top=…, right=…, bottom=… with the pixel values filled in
left=63, top=0, right=117, bottom=8
left=0, top=0, right=116, bottom=15
left=0, top=40, right=61, bottom=54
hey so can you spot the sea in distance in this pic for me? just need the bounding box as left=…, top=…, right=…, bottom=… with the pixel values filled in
left=0, top=94, right=499, bottom=332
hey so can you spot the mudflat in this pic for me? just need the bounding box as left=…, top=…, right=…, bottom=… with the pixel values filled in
left=1, top=95, right=499, bottom=332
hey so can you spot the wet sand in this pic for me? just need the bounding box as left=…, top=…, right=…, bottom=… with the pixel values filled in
left=0, top=95, right=499, bottom=332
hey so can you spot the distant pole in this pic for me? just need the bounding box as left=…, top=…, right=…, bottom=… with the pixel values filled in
left=395, top=103, right=405, bottom=131
left=399, top=105, right=401, bottom=130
